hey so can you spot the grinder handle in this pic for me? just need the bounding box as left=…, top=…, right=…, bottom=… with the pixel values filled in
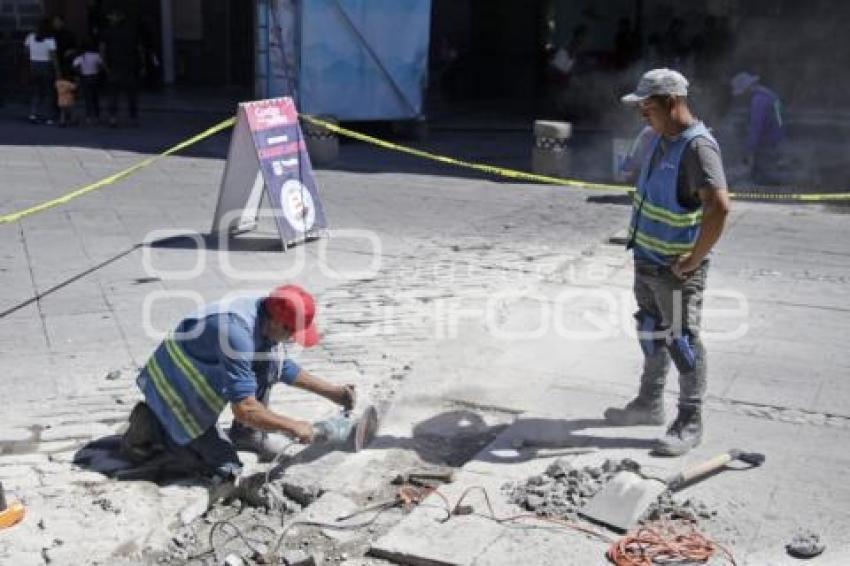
left=666, top=452, right=734, bottom=490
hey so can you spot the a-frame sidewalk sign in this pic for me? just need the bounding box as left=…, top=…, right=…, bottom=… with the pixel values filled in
left=211, top=97, right=327, bottom=249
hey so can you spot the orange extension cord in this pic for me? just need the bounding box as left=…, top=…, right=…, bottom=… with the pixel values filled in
left=448, top=486, right=737, bottom=566
left=607, top=521, right=737, bottom=566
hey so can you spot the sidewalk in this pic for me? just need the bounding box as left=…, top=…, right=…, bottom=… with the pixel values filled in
left=0, top=106, right=848, bottom=564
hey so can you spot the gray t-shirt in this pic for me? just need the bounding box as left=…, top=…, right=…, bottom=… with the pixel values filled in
left=649, top=135, right=726, bottom=209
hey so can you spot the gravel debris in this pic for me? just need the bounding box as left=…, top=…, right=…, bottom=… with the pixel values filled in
left=503, top=457, right=716, bottom=525
left=503, top=458, right=642, bottom=520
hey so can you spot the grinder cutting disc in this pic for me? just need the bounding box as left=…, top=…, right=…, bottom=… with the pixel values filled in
left=349, top=405, right=379, bottom=452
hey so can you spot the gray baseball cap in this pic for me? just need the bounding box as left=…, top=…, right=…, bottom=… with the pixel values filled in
left=621, top=68, right=689, bottom=105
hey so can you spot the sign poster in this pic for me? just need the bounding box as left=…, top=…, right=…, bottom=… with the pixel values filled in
left=211, top=97, right=327, bottom=248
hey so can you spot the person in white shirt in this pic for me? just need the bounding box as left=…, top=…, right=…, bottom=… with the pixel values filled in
left=24, top=17, right=59, bottom=123
left=73, top=40, right=104, bottom=123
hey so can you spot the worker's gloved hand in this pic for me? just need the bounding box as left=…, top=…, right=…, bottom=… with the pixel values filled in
left=289, top=420, right=315, bottom=444
left=336, top=384, right=357, bottom=412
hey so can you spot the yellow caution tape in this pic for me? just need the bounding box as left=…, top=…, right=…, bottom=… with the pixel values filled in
left=2, top=111, right=848, bottom=226
left=0, top=117, right=236, bottom=224
left=726, top=191, right=850, bottom=202
left=300, top=115, right=629, bottom=193
left=301, top=115, right=850, bottom=203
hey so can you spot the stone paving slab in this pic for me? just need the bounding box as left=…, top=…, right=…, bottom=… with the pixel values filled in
left=2, top=111, right=849, bottom=565
left=370, top=472, right=511, bottom=566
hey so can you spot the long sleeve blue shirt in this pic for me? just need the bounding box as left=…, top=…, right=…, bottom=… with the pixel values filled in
left=137, top=295, right=301, bottom=445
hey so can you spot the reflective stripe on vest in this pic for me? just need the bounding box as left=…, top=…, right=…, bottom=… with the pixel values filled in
left=629, top=122, right=715, bottom=265
left=632, top=192, right=702, bottom=228
left=628, top=226, right=698, bottom=256
left=138, top=295, right=269, bottom=445
left=145, top=356, right=203, bottom=439
left=163, top=334, right=226, bottom=414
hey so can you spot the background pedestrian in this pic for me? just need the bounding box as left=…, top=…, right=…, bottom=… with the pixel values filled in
left=24, top=18, right=59, bottom=124
left=73, top=39, right=103, bottom=124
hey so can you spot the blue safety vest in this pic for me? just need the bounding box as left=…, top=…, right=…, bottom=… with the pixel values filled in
left=137, top=295, right=283, bottom=445
left=628, top=122, right=716, bottom=266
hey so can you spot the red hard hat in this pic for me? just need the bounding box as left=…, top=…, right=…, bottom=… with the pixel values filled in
left=265, top=284, right=319, bottom=347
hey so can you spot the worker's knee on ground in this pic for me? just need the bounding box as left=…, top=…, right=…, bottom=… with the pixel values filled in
left=121, top=402, right=166, bottom=463
left=666, top=331, right=697, bottom=373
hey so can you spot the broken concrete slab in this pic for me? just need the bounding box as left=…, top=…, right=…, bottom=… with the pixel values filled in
left=369, top=472, right=518, bottom=566
left=297, top=491, right=361, bottom=543
left=279, top=549, right=318, bottom=565
left=171, top=487, right=213, bottom=526
left=472, top=522, right=606, bottom=566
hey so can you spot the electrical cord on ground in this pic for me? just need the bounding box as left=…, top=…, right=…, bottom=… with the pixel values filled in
left=185, top=463, right=738, bottom=565
left=437, top=485, right=738, bottom=566
left=607, top=521, right=738, bottom=566
left=187, top=518, right=275, bottom=562
left=266, top=507, right=395, bottom=563
left=443, top=485, right=613, bottom=543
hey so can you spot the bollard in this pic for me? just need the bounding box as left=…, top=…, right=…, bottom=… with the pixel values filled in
left=532, top=120, right=572, bottom=178
left=301, top=115, right=339, bottom=166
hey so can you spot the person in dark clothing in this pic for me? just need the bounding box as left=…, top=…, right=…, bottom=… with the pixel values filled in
left=730, top=72, right=785, bottom=185
left=100, top=9, right=143, bottom=127
left=614, top=18, right=638, bottom=69
left=73, top=39, right=104, bottom=123
left=660, top=18, right=688, bottom=69
left=51, top=16, right=77, bottom=76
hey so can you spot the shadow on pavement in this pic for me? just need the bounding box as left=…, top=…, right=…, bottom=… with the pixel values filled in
left=73, top=434, right=204, bottom=484
left=361, top=410, right=656, bottom=467
left=148, top=232, right=285, bottom=253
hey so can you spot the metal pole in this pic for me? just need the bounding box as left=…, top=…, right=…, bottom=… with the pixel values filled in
left=266, top=0, right=272, bottom=98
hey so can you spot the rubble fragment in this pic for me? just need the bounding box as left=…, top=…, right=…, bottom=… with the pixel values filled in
left=503, top=458, right=716, bottom=526
left=786, top=529, right=826, bottom=559
left=645, top=492, right=717, bottom=522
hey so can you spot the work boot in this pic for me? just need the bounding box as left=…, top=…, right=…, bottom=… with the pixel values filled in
left=603, top=397, right=665, bottom=426
left=229, top=424, right=292, bottom=462
left=653, top=406, right=702, bottom=456
left=121, top=402, right=165, bottom=463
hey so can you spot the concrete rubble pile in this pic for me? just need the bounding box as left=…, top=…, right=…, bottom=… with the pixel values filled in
left=503, top=457, right=716, bottom=525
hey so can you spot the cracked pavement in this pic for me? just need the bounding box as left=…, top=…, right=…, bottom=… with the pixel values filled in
left=1, top=108, right=849, bottom=564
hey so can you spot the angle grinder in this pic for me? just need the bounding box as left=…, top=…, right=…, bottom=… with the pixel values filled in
left=312, top=405, right=379, bottom=452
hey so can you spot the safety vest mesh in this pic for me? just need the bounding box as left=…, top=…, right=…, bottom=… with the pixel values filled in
left=628, top=122, right=716, bottom=266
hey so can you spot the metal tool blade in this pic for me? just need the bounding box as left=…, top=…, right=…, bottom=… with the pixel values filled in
left=579, top=470, right=667, bottom=531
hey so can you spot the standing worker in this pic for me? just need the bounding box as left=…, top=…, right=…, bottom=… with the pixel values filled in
left=730, top=71, right=784, bottom=185
left=122, top=284, right=356, bottom=485
left=604, top=69, right=731, bottom=456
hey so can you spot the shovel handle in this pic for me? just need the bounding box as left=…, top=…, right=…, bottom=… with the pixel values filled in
left=666, top=452, right=733, bottom=490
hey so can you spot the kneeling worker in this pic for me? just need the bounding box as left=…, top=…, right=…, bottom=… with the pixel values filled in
left=123, top=284, right=355, bottom=482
